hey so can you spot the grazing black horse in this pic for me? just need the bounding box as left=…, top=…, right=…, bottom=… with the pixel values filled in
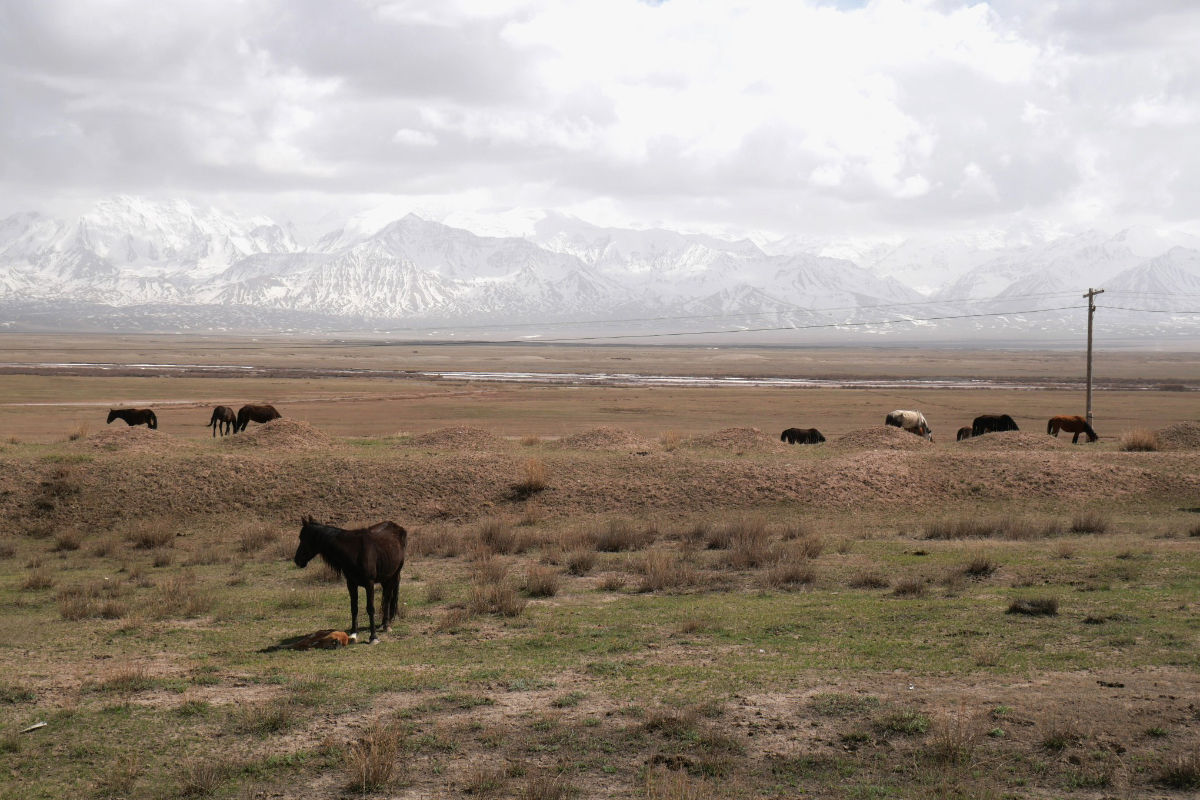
left=780, top=427, right=826, bottom=444
left=107, top=408, right=157, bottom=429
left=235, top=404, right=282, bottom=433
left=956, top=426, right=973, bottom=442
left=972, top=414, right=1019, bottom=437
left=293, top=516, right=408, bottom=644
left=207, top=406, right=236, bottom=437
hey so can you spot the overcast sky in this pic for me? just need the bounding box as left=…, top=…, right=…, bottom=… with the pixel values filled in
left=2, top=0, right=1199, bottom=238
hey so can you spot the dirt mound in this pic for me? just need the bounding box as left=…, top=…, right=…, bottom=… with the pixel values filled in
left=407, top=426, right=504, bottom=450
left=1155, top=422, right=1200, bottom=449
left=220, top=419, right=334, bottom=452
left=554, top=426, right=656, bottom=451
left=833, top=426, right=934, bottom=450
left=956, top=431, right=1068, bottom=450
left=71, top=427, right=186, bottom=453
left=688, top=427, right=785, bottom=452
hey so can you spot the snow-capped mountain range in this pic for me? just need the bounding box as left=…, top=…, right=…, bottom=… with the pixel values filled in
left=1, top=196, right=1198, bottom=341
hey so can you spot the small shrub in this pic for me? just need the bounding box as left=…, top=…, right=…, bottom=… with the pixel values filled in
left=678, top=617, right=709, bottom=635
left=22, top=567, right=54, bottom=591
left=892, top=577, right=927, bottom=598
left=1071, top=511, right=1109, bottom=534
left=791, top=533, right=824, bottom=560
left=565, top=549, right=595, bottom=576
left=643, top=707, right=699, bottom=739
left=425, top=581, right=447, bottom=604
left=345, top=721, right=405, bottom=793
left=0, top=541, right=13, bottom=559
left=479, top=519, right=519, bottom=555
left=1157, top=751, right=1200, bottom=790
left=523, top=565, right=560, bottom=598
left=1119, top=428, right=1160, bottom=452
left=659, top=430, right=683, bottom=451
left=849, top=571, right=889, bottom=589
left=1008, top=596, right=1058, bottom=616
left=125, top=518, right=176, bottom=550
left=470, top=556, right=508, bottom=585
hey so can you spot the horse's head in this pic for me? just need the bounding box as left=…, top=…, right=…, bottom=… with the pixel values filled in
left=294, top=515, right=321, bottom=568
left=106, top=409, right=117, bottom=424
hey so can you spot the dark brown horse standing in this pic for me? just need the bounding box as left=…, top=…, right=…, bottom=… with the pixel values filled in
left=235, top=404, right=282, bottom=433
left=293, top=516, right=408, bottom=644
left=207, top=406, right=236, bottom=437
left=107, top=408, right=157, bottom=429
left=956, top=426, right=973, bottom=442
left=972, top=414, right=1019, bottom=436
left=780, top=427, right=826, bottom=444
left=1048, top=415, right=1098, bottom=444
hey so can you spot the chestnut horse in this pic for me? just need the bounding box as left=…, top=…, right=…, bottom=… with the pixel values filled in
left=1047, top=415, right=1098, bottom=444
left=235, top=404, right=281, bottom=433
left=781, top=427, right=826, bottom=444
left=293, top=517, right=408, bottom=644
left=207, top=406, right=236, bottom=437
left=107, top=408, right=157, bottom=429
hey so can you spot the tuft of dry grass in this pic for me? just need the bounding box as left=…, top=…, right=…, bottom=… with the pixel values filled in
left=478, top=519, right=520, bottom=555
left=960, top=552, right=999, bottom=579
left=237, top=522, right=281, bottom=553
left=65, top=421, right=91, bottom=441
left=0, top=541, right=14, bottom=559
left=436, top=607, right=471, bottom=632
left=707, top=516, right=766, bottom=550
left=345, top=720, right=406, bottom=793
left=466, top=765, right=508, bottom=795
left=520, top=434, right=542, bottom=447
left=1040, top=718, right=1082, bottom=752
left=1119, top=427, right=1160, bottom=452
left=471, top=580, right=528, bottom=617
left=1157, top=750, right=1200, bottom=790
left=849, top=571, right=889, bottom=589
left=727, top=518, right=772, bottom=569
left=22, top=567, right=54, bottom=591
left=515, top=458, right=548, bottom=496
left=125, top=517, right=176, bottom=550
left=425, top=580, right=448, bottom=604
left=98, top=664, right=153, bottom=694
left=644, top=766, right=714, bottom=800
left=761, top=561, right=816, bottom=590
left=52, top=529, right=82, bottom=552
left=96, top=752, right=141, bottom=796
left=598, top=572, right=626, bottom=592
left=1008, top=596, right=1059, bottom=616
left=926, top=515, right=1064, bottom=541
left=1071, top=511, right=1109, bottom=534
left=152, top=572, right=216, bottom=619
left=238, top=699, right=300, bottom=735
left=303, top=562, right=341, bottom=584
left=637, top=551, right=701, bottom=593
left=90, top=537, right=118, bottom=558
left=565, top=548, right=596, bottom=576
left=892, top=577, right=927, bottom=598
left=520, top=772, right=573, bottom=800
left=659, top=429, right=684, bottom=451
left=177, top=758, right=227, bottom=797
left=925, top=708, right=981, bottom=765
left=523, top=565, right=560, bottom=598
left=594, top=519, right=654, bottom=552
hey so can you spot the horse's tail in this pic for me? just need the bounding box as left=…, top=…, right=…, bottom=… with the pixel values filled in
left=148, top=411, right=157, bottom=430
left=1084, top=422, right=1098, bottom=442
left=1047, top=418, right=1054, bottom=435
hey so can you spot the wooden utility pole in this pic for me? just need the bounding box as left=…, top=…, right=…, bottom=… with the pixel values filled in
left=1084, top=287, right=1104, bottom=426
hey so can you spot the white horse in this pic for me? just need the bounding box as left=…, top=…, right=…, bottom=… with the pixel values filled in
left=885, top=410, right=932, bottom=441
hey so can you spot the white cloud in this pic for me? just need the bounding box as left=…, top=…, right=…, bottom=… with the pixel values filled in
left=393, top=127, right=438, bottom=146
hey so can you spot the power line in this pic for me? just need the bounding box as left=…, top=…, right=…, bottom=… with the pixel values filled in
left=1099, top=305, right=1200, bottom=314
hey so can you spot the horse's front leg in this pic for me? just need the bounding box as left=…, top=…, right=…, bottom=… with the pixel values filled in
left=365, top=582, right=379, bottom=644
left=1072, top=431, right=1080, bottom=444
left=346, top=580, right=359, bottom=643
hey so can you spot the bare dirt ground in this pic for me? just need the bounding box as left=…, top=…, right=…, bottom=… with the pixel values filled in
left=1, top=338, right=1198, bottom=799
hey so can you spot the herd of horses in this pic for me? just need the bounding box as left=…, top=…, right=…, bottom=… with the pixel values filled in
left=780, top=410, right=1099, bottom=446
left=105, top=404, right=281, bottom=434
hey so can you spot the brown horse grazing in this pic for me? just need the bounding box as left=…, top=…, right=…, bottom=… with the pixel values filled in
left=235, top=404, right=281, bottom=433
left=1048, top=415, right=1098, bottom=444
left=781, top=427, right=826, bottom=444
left=207, top=406, right=236, bottom=437
left=293, top=517, right=408, bottom=644
left=107, top=408, right=157, bottom=429
left=973, top=414, right=1019, bottom=436
left=956, top=426, right=973, bottom=442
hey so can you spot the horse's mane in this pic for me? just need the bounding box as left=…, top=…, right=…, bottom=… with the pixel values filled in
left=302, top=520, right=347, bottom=576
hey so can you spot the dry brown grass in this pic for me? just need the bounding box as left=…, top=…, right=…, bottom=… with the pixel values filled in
left=96, top=752, right=141, bottom=797
left=22, top=567, right=54, bottom=591
left=151, top=572, right=216, bottom=619
left=90, top=536, right=118, bottom=558
left=65, top=421, right=91, bottom=442
left=436, top=607, right=471, bottom=632
left=1119, top=427, right=1161, bottom=452
left=237, top=522, right=281, bottom=553
left=52, top=529, right=82, bottom=552
left=425, top=580, right=448, bottom=604
left=523, top=565, right=560, bottom=597
left=1071, top=511, right=1110, bottom=534
left=892, top=576, right=928, bottom=598
left=345, top=719, right=406, bottom=793
left=645, top=766, right=716, bottom=800
left=959, top=552, right=1000, bottom=579
left=177, top=758, right=227, bottom=797
left=1157, top=750, right=1200, bottom=790
left=598, top=572, right=627, bottom=591
left=520, top=434, right=541, bottom=447
left=57, top=579, right=132, bottom=620
left=926, top=709, right=982, bottom=766
left=470, top=571, right=527, bottom=617
left=125, top=517, right=176, bottom=549
left=925, top=515, right=1065, bottom=541
left=519, top=772, right=574, bottom=800
left=761, top=561, right=817, bottom=590
left=1008, top=596, right=1059, bottom=616
left=594, top=519, right=655, bottom=552
left=478, top=519, right=520, bottom=555
left=726, top=518, right=772, bottom=569
left=565, top=548, right=596, bottom=576
left=0, top=541, right=15, bottom=559
left=659, top=429, right=684, bottom=451
left=848, top=571, right=889, bottom=589
left=637, top=551, right=702, bottom=593
left=515, top=458, right=548, bottom=496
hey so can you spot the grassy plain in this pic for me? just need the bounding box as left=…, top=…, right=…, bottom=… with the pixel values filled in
left=1, top=337, right=1198, bottom=799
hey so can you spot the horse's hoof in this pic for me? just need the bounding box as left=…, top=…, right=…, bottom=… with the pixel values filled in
left=369, top=637, right=381, bottom=645
left=382, top=626, right=392, bottom=633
